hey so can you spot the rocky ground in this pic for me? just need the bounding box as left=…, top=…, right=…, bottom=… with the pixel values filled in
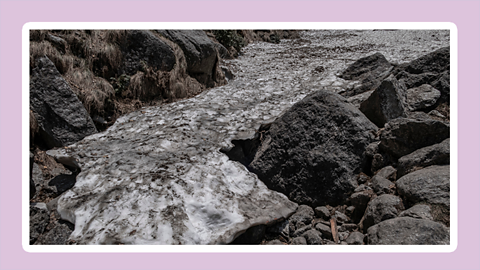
left=30, top=29, right=450, bottom=245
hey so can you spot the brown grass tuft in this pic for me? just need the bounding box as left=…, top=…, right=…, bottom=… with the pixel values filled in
left=30, top=41, right=74, bottom=74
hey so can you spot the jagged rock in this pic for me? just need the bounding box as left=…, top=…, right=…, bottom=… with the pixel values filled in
left=290, top=237, right=307, bottom=245
left=157, top=30, right=220, bottom=87
left=406, top=84, right=441, bottom=111
left=399, top=204, right=434, bottom=220
left=123, top=30, right=176, bottom=75
left=35, top=221, right=74, bottom=245
left=302, top=229, right=323, bottom=245
left=231, top=225, right=266, bottom=244
left=397, top=138, right=449, bottom=178
left=30, top=206, right=50, bottom=244
left=315, top=222, right=332, bottom=240
left=334, top=211, right=350, bottom=225
left=288, top=205, right=315, bottom=232
left=431, top=71, right=450, bottom=102
left=359, top=75, right=408, bottom=127
left=361, top=194, right=404, bottom=232
left=379, top=118, right=450, bottom=158
left=371, top=175, right=395, bottom=195
left=339, top=52, right=393, bottom=97
left=249, top=89, right=378, bottom=207
left=346, top=231, right=365, bottom=245
left=340, top=223, right=358, bottom=232
left=396, top=165, right=450, bottom=221
left=396, top=71, right=439, bottom=89
left=266, top=219, right=290, bottom=239
left=375, top=166, right=397, bottom=181
left=30, top=56, right=97, bottom=148
left=403, top=46, right=450, bottom=75
left=348, top=190, right=375, bottom=223
left=366, top=217, right=449, bottom=244
left=291, top=225, right=313, bottom=238
left=266, top=239, right=284, bottom=245
left=314, top=206, right=330, bottom=220
left=347, top=90, right=374, bottom=108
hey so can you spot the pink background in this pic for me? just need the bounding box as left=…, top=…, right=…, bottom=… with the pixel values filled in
left=1, top=0, right=479, bottom=269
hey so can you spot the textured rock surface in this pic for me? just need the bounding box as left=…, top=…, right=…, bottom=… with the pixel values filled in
left=399, top=204, right=434, bottom=220
left=371, top=175, right=395, bottom=195
left=406, top=84, right=441, bottom=111
left=367, top=217, right=449, bottom=245
left=397, top=138, right=450, bottom=178
left=35, top=222, right=74, bottom=245
left=302, top=229, right=323, bottom=245
left=30, top=206, right=50, bottom=244
left=359, top=75, right=408, bottom=127
left=249, top=89, right=378, bottom=207
left=346, top=231, right=365, bottom=245
left=30, top=56, right=97, bottom=148
left=379, top=118, right=450, bottom=158
left=403, top=46, right=450, bottom=75
left=361, top=194, right=404, bottom=232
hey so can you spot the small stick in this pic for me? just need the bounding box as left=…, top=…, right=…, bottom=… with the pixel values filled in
left=330, top=217, right=339, bottom=244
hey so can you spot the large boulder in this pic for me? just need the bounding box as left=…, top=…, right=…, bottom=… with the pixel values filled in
left=397, top=138, right=450, bottom=178
left=122, top=30, right=176, bottom=75
left=360, top=194, right=404, bottom=232
left=339, top=52, right=393, bottom=97
left=406, top=84, right=441, bottom=111
left=359, top=75, right=408, bottom=128
left=403, top=46, right=450, bottom=75
left=30, top=56, right=98, bottom=148
left=157, top=30, right=220, bottom=87
left=379, top=118, right=450, bottom=159
left=366, top=217, right=449, bottom=245
left=396, top=165, right=450, bottom=224
left=248, top=89, right=378, bottom=207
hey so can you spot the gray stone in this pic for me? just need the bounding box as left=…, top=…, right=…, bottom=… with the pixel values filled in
left=348, top=190, right=375, bottom=223
left=371, top=175, right=395, bottom=195
left=396, top=71, right=439, bottom=89
left=397, top=138, right=449, bottom=178
left=249, top=89, right=377, bottom=207
left=379, top=118, right=450, bottom=158
left=314, top=206, right=330, bottom=220
left=315, top=222, right=332, bottom=240
left=338, top=231, right=350, bottom=241
left=30, top=56, right=97, bottom=148
left=431, top=71, right=450, bottom=102
left=266, top=239, right=284, bottom=245
left=375, top=166, right=397, bottom=181
left=397, top=165, right=449, bottom=207
left=291, top=237, right=307, bottom=245
left=291, top=225, right=313, bottom=238
left=359, top=75, right=408, bottom=128
left=35, top=222, right=74, bottom=245
left=361, top=194, right=404, bottom=232
left=334, top=211, right=350, bottom=224
left=403, top=46, right=450, bottom=75
left=367, top=217, right=449, bottom=244
left=406, top=84, right=441, bottom=111
left=30, top=206, right=50, bottom=244
left=399, top=204, right=434, bottom=220
left=340, top=223, right=358, bottom=232
left=302, top=229, right=323, bottom=245
left=346, top=231, right=365, bottom=245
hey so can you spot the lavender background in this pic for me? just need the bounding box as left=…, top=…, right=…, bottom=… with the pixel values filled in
left=1, top=0, right=479, bottom=269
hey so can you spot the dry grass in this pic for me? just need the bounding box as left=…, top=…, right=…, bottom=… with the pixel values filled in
left=30, top=40, right=74, bottom=74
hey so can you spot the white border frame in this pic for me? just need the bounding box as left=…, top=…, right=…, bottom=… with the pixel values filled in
left=22, top=22, right=458, bottom=253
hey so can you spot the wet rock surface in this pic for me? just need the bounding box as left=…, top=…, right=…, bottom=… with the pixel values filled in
left=32, top=30, right=450, bottom=245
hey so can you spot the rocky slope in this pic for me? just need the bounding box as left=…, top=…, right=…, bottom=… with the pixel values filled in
left=29, top=29, right=450, bottom=245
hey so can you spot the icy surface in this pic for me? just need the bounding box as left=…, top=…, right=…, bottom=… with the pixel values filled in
left=56, top=30, right=449, bottom=244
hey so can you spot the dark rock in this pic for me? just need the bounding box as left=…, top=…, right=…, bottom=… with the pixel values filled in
left=359, top=75, right=408, bottom=128
left=347, top=90, right=374, bottom=108
left=290, top=237, right=307, bottom=245
left=334, top=211, right=350, bottom=224
left=399, top=204, right=434, bottom=220
left=314, top=206, right=330, bottom=220
left=215, top=42, right=230, bottom=59
left=30, top=153, right=36, bottom=199
left=30, top=56, right=97, bottom=148
left=339, top=52, right=393, bottom=97
left=396, top=71, right=439, bottom=89
left=35, top=221, right=74, bottom=245
left=47, top=173, right=77, bottom=196
left=430, top=71, right=450, bottom=102
left=157, top=30, right=219, bottom=86
left=346, top=231, right=365, bottom=245
left=366, top=217, right=449, bottom=244
left=249, top=89, right=378, bottom=207
left=288, top=205, right=315, bottom=229
left=348, top=190, right=375, bottom=223
left=123, top=30, right=175, bottom=75
left=354, top=184, right=371, bottom=192
left=356, top=173, right=370, bottom=185
left=406, top=84, right=441, bottom=111
left=371, top=175, right=395, bottom=195
left=397, top=138, right=449, bottom=178
left=315, top=222, right=332, bottom=240
left=403, top=47, right=450, bottom=75
left=266, top=219, right=290, bottom=239
left=338, top=232, right=350, bottom=241
left=231, top=225, right=266, bottom=244
left=291, top=225, right=313, bottom=238
left=379, top=118, right=450, bottom=159
left=361, top=194, right=404, bottom=232
left=375, top=166, right=397, bottom=181
left=302, top=229, right=323, bottom=245
left=340, top=223, right=358, bottom=232
left=47, top=34, right=67, bottom=54
left=346, top=206, right=355, bottom=217
left=396, top=165, right=449, bottom=224
left=30, top=206, right=50, bottom=244
left=266, top=239, right=284, bottom=245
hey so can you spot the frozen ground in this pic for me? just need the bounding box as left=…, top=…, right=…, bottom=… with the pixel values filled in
left=53, top=30, right=450, bottom=244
